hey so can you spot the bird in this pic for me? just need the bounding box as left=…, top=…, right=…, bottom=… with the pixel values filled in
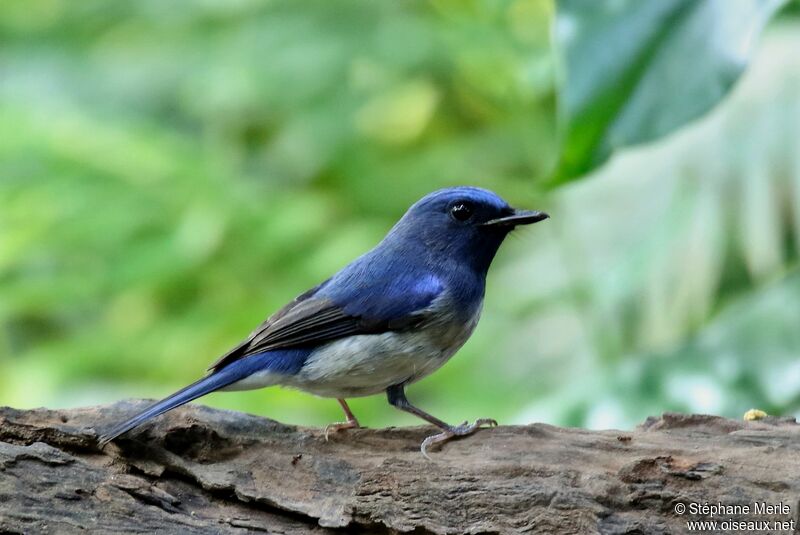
left=98, top=186, right=549, bottom=457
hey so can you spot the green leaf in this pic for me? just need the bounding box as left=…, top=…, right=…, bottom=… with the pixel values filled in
left=552, top=0, right=787, bottom=184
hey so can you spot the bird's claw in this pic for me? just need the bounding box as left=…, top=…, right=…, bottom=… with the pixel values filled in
left=324, top=420, right=361, bottom=441
left=420, top=418, right=498, bottom=460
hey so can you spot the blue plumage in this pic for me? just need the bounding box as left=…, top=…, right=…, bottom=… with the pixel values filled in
left=98, top=186, right=548, bottom=456
left=327, top=272, right=443, bottom=321
left=99, top=348, right=313, bottom=442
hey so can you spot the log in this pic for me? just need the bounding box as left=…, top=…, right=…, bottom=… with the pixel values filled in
left=1, top=401, right=799, bottom=534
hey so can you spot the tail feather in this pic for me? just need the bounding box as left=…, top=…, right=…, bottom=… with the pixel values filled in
left=98, top=367, right=244, bottom=446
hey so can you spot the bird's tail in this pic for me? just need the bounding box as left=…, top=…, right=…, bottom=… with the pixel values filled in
left=97, top=364, right=249, bottom=446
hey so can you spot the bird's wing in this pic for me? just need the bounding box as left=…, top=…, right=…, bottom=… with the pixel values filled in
left=208, top=274, right=443, bottom=373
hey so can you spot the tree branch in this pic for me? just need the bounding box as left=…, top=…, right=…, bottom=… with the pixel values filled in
left=1, top=401, right=799, bottom=533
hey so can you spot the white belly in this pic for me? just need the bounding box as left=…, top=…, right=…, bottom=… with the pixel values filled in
left=291, top=330, right=455, bottom=397
left=225, top=308, right=481, bottom=398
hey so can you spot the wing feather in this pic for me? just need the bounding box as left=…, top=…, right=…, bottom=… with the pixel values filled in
left=208, top=274, right=442, bottom=373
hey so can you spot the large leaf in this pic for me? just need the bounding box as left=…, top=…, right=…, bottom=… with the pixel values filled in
left=552, top=0, right=786, bottom=184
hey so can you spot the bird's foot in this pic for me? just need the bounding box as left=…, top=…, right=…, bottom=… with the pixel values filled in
left=420, top=418, right=498, bottom=460
left=324, top=419, right=361, bottom=441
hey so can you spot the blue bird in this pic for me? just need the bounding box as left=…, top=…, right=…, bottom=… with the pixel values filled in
left=98, top=187, right=548, bottom=457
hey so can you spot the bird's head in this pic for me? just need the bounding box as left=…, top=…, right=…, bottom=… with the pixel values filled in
left=385, top=186, right=548, bottom=273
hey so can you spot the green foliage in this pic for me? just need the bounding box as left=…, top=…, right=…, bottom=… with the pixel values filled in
left=552, top=0, right=787, bottom=183
left=2, top=0, right=800, bottom=432
left=0, top=0, right=555, bottom=426
left=502, top=24, right=800, bottom=426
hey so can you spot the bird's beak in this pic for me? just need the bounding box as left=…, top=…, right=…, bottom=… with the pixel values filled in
left=481, top=209, right=549, bottom=227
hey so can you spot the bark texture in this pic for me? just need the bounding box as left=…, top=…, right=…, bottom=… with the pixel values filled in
left=1, top=401, right=799, bottom=534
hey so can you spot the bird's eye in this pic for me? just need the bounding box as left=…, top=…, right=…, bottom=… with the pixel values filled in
left=449, top=202, right=474, bottom=222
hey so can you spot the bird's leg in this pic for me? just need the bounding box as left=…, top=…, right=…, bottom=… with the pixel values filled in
left=324, top=398, right=362, bottom=441
left=386, top=384, right=497, bottom=459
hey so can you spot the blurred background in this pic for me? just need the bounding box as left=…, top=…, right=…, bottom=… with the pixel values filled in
left=2, top=0, right=800, bottom=430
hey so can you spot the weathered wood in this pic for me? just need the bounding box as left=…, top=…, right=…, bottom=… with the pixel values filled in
left=1, top=401, right=799, bottom=534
